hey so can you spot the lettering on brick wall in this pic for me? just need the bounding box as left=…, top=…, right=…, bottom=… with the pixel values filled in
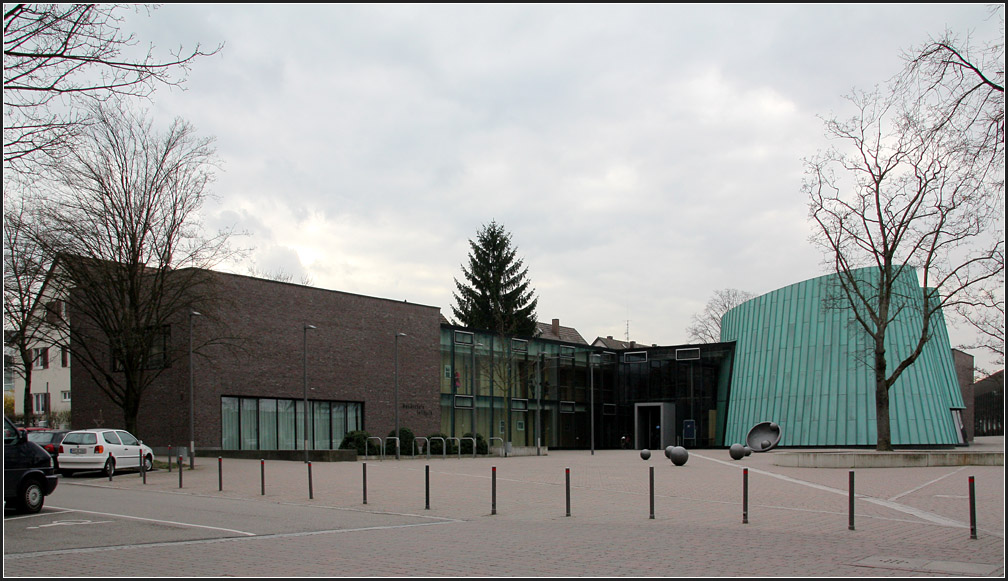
left=401, top=402, right=433, bottom=417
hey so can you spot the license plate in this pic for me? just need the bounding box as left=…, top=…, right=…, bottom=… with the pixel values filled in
left=70, top=448, right=86, bottom=454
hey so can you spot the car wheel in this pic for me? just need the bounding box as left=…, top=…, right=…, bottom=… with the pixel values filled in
left=103, top=457, right=116, bottom=477
left=20, top=479, right=45, bottom=513
left=143, top=454, right=153, bottom=472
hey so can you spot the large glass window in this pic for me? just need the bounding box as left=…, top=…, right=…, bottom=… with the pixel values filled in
left=221, top=396, right=363, bottom=451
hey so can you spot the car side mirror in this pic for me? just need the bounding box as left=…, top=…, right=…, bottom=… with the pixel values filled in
left=17, top=428, right=28, bottom=443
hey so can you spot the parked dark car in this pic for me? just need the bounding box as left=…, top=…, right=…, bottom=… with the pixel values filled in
left=4, top=416, right=59, bottom=513
left=26, top=429, right=71, bottom=469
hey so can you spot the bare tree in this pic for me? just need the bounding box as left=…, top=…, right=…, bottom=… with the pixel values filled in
left=686, top=288, right=756, bottom=344
left=3, top=3, right=222, bottom=176
left=899, top=8, right=1005, bottom=372
left=806, top=83, right=1003, bottom=450
left=3, top=194, right=52, bottom=425
left=35, top=103, right=238, bottom=433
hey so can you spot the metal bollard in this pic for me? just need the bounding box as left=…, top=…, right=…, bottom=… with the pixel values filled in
left=649, top=466, right=655, bottom=520
left=178, top=455, right=183, bottom=488
left=218, top=457, right=223, bottom=491
left=307, top=461, right=313, bottom=500
left=260, top=459, right=265, bottom=496
left=969, top=476, right=977, bottom=539
left=362, top=462, right=367, bottom=505
left=108, top=454, right=113, bottom=482
left=848, top=471, right=855, bottom=530
left=565, top=468, right=571, bottom=517
left=742, top=468, right=748, bottom=524
left=425, top=465, right=430, bottom=510
left=168, top=444, right=172, bottom=473
left=492, top=466, right=497, bottom=515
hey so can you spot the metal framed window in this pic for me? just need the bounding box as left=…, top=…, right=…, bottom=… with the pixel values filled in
left=623, top=351, right=647, bottom=363
left=676, top=347, right=700, bottom=361
left=454, top=394, right=474, bottom=409
left=559, top=401, right=575, bottom=414
left=510, top=398, right=528, bottom=411
left=454, top=330, right=474, bottom=345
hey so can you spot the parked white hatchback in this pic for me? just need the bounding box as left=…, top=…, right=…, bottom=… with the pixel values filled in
left=58, top=429, right=154, bottom=477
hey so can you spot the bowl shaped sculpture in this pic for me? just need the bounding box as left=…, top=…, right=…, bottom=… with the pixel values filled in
left=640, top=449, right=651, bottom=461
left=670, top=446, right=688, bottom=466
left=745, top=421, right=782, bottom=452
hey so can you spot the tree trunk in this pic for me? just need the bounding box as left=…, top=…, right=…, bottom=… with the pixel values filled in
left=874, top=347, right=892, bottom=451
left=19, top=348, right=34, bottom=426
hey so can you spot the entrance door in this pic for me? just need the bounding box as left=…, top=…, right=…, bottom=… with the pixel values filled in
left=636, top=406, right=660, bottom=450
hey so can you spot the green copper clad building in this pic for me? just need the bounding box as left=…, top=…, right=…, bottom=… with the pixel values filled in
left=720, top=268, right=966, bottom=448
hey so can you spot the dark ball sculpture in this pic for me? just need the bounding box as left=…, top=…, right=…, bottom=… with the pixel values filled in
left=640, top=449, right=651, bottom=461
left=670, top=446, right=688, bottom=466
left=743, top=446, right=752, bottom=456
left=729, top=443, right=746, bottom=460
left=665, top=445, right=675, bottom=459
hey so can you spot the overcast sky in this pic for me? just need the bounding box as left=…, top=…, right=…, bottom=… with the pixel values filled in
left=125, top=4, right=1001, bottom=369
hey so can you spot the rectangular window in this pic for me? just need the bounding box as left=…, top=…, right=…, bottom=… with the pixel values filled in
left=676, top=348, right=701, bottom=361
left=221, top=397, right=239, bottom=449
left=313, top=401, right=330, bottom=450
left=603, top=403, right=617, bottom=416
left=240, top=398, right=258, bottom=450
left=33, top=393, right=49, bottom=413
left=454, top=394, right=473, bottom=409
left=277, top=399, right=296, bottom=450
left=454, top=330, right=474, bottom=345
left=61, top=346, right=70, bottom=367
left=510, top=398, right=528, bottom=411
left=259, top=399, right=277, bottom=450
left=559, top=401, right=575, bottom=414
left=623, top=351, right=648, bottom=363
left=331, top=403, right=347, bottom=449
left=32, top=347, right=49, bottom=370
left=61, top=391, right=71, bottom=402
left=511, top=338, right=528, bottom=352
left=559, top=345, right=575, bottom=359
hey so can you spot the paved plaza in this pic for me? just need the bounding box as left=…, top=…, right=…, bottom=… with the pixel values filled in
left=3, top=438, right=1004, bottom=577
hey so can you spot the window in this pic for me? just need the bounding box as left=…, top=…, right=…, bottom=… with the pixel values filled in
left=61, top=391, right=71, bottom=402
left=221, top=396, right=363, bottom=451
left=510, top=398, right=528, bottom=411
left=511, top=338, right=528, bottom=352
left=33, top=393, right=49, bottom=413
left=61, top=346, right=70, bottom=367
left=676, top=348, right=700, bottom=361
left=623, top=351, right=648, bottom=363
left=559, top=401, right=575, bottom=414
left=454, top=330, right=474, bottom=345
left=45, top=300, right=66, bottom=324
left=32, top=347, right=49, bottom=370
left=102, top=431, right=122, bottom=445
left=116, top=431, right=139, bottom=446
left=454, top=395, right=473, bottom=409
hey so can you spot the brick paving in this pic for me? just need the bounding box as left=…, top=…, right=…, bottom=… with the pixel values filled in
left=4, top=438, right=1004, bottom=577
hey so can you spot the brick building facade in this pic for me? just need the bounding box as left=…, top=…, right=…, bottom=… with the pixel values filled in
left=69, top=269, right=442, bottom=453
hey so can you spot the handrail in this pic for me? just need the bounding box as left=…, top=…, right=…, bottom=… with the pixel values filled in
left=414, top=436, right=430, bottom=459
left=447, top=437, right=460, bottom=459
left=430, top=436, right=446, bottom=459
left=366, top=436, right=384, bottom=461
left=387, top=436, right=400, bottom=459
left=462, top=437, right=476, bottom=459
left=489, top=437, right=505, bottom=457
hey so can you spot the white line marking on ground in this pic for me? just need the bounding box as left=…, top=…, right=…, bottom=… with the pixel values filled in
left=46, top=507, right=257, bottom=536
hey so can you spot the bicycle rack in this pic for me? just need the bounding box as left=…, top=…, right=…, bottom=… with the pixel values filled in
left=387, top=436, right=400, bottom=459
left=414, top=437, right=430, bottom=459
left=489, top=437, right=505, bottom=457
left=366, top=436, right=384, bottom=461
left=462, top=437, right=476, bottom=459
left=447, top=437, right=460, bottom=459
left=430, top=436, right=446, bottom=459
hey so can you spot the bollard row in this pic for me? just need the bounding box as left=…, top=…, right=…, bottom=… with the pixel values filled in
left=144, top=458, right=985, bottom=539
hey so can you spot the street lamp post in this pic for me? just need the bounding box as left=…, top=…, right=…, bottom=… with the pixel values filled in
left=303, top=324, right=316, bottom=463
left=394, top=332, right=407, bottom=459
left=590, top=353, right=597, bottom=456
left=189, top=311, right=201, bottom=470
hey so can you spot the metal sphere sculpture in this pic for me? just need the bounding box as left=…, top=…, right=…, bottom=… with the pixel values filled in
left=729, top=443, right=746, bottom=460
left=670, top=446, right=689, bottom=466
left=665, top=445, right=675, bottom=459
left=743, top=446, right=752, bottom=456
left=640, top=449, right=651, bottom=461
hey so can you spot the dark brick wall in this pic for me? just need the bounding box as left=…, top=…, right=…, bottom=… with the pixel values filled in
left=71, top=269, right=442, bottom=449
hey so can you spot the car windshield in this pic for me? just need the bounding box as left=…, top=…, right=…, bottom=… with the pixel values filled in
left=27, top=431, right=54, bottom=443
left=63, top=432, right=97, bottom=445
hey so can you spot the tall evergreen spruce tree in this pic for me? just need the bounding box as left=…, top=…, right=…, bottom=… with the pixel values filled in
left=452, top=221, right=538, bottom=337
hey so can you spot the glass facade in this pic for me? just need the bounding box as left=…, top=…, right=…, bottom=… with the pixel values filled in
left=221, top=396, right=362, bottom=451
left=439, top=325, right=735, bottom=449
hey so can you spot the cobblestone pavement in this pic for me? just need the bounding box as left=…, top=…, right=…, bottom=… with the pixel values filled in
left=4, top=439, right=1004, bottom=577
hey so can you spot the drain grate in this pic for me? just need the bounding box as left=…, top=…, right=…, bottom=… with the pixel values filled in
left=854, top=556, right=1002, bottom=576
